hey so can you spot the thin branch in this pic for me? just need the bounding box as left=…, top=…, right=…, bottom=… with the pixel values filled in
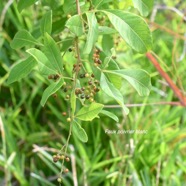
left=75, top=0, right=81, bottom=15
left=70, top=145, right=78, bottom=186
left=146, top=20, right=186, bottom=41
left=150, top=4, right=186, bottom=23
left=104, top=101, right=182, bottom=108
left=146, top=52, right=186, bottom=106
left=0, top=0, right=14, bottom=31
left=155, top=5, right=186, bottom=21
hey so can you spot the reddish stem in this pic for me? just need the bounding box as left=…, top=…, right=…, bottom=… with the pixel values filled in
left=146, top=52, right=186, bottom=106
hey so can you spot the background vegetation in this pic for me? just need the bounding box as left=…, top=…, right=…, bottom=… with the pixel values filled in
left=0, top=0, right=186, bottom=185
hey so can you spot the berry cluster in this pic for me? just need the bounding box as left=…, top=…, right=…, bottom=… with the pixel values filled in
left=53, top=154, right=70, bottom=163
left=53, top=154, right=70, bottom=183
left=75, top=73, right=100, bottom=102
left=48, top=74, right=60, bottom=81
left=93, top=49, right=102, bottom=66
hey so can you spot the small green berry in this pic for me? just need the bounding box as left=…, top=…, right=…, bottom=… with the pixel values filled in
left=67, top=14, right=71, bottom=18
left=59, top=155, right=65, bottom=160
left=57, top=177, right=62, bottom=183
left=67, top=118, right=71, bottom=122
left=89, top=98, right=94, bottom=102
left=85, top=73, right=89, bottom=78
left=66, top=95, right=70, bottom=99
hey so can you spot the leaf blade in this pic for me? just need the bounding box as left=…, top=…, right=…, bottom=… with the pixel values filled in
left=44, top=33, right=63, bottom=74
left=26, top=48, right=57, bottom=75
left=40, top=11, right=52, bottom=36
left=7, top=57, right=37, bottom=84
left=40, top=78, right=64, bottom=106
left=17, top=0, right=38, bottom=12
left=72, top=121, right=88, bottom=143
left=132, top=0, right=154, bottom=17
left=84, top=12, right=98, bottom=54
left=100, top=73, right=129, bottom=114
left=10, top=30, right=41, bottom=49
left=102, top=10, right=152, bottom=53
left=107, top=69, right=151, bottom=96
left=100, top=110, right=119, bottom=122
left=75, top=102, right=104, bottom=121
left=66, top=15, right=84, bottom=37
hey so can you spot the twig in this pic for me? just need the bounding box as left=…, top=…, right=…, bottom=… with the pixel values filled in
left=104, top=101, right=182, bottom=108
left=146, top=52, right=186, bottom=106
left=59, top=0, right=82, bottom=180
left=0, top=0, right=14, bottom=31
left=69, top=145, right=78, bottom=186
left=177, top=32, right=186, bottom=62
left=156, top=159, right=161, bottom=186
left=150, top=4, right=186, bottom=22
left=75, top=0, right=81, bottom=15
left=146, top=20, right=186, bottom=41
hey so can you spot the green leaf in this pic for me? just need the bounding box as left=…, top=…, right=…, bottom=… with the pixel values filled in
left=40, top=11, right=52, bottom=36
left=100, top=110, right=119, bottom=122
left=93, top=0, right=112, bottom=8
left=98, top=26, right=117, bottom=35
left=103, top=57, right=122, bottom=89
left=63, top=0, right=76, bottom=15
left=10, top=30, right=41, bottom=49
left=40, top=78, right=64, bottom=106
left=84, top=12, right=98, bottom=54
left=100, top=73, right=129, bottom=114
left=75, top=102, right=104, bottom=121
left=66, top=15, right=84, bottom=37
left=44, top=33, right=63, bottom=74
left=41, top=0, right=62, bottom=10
left=72, top=121, right=88, bottom=143
left=132, top=0, right=154, bottom=17
left=26, top=48, right=57, bottom=75
left=7, top=57, right=37, bottom=84
left=17, top=0, right=38, bottom=12
left=107, top=69, right=151, bottom=96
left=102, top=10, right=152, bottom=53
left=102, top=35, right=114, bottom=55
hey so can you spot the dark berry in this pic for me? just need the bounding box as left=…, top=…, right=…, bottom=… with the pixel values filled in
left=85, top=95, right=90, bottom=99
left=48, top=74, right=54, bottom=79
left=68, top=48, right=72, bottom=52
left=53, top=155, right=59, bottom=163
left=88, top=81, right=92, bottom=85
left=81, top=87, right=85, bottom=91
left=63, top=87, right=68, bottom=92
left=80, top=74, right=85, bottom=78
left=80, top=95, right=85, bottom=99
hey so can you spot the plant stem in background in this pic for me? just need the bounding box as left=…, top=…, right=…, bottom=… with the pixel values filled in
left=146, top=51, right=186, bottom=106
